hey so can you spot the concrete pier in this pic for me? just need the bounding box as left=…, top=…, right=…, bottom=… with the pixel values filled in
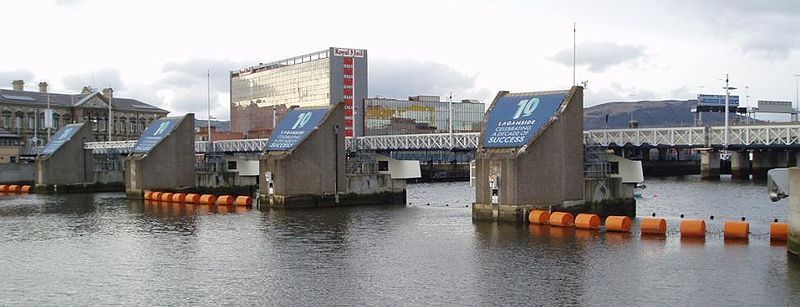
left=730, top=150, right=751, bottom=179
left=124, top=114, right=195, bottom=198
left=35, top=123, right=97, bottom=192
left=788, top=168, right=800, bottom=255
left=473, top=87, right=584, bottom=223
left=700, top=150, right=720, bottom=180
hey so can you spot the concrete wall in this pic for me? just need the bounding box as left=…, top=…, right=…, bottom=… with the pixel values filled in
left=0, top=163, right=34, bottom=183
left=260, top=103, right=346, bottom=200
left=345, top=174, right=405, bottom=195
left=474, top=87, right=584, bottom=222
left=788, top=167, right=800, bottom=255
left=125, top=114, right=195, bottom=197
left=35, top=123, right=95, bottom=186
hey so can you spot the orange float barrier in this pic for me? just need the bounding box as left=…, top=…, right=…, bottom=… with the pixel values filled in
left=7, top=185, right=19, bottom=192
left=528, top=210, right=550, bottom=224
left=185, top=193, right=201, bottom=204
left=151, top=192, right=162, bottom=201
left=0, top=185, right=7, bottom=192
left=161, top=192, right=174, bottom=202
left=19, top=185, right=31, bottom=193
left=680, top=219, right=706, bottom=238
left=771, top=223, right=789, bottom=242
left=549, top=212, right=574, bottom=227
left=605, top=216, right=632, bottom=233
left=234, top=196, right=253, bottom=206
left=575, top=213, right=600, bottom=230
left=199, top=194, right=217, bottom=205
left=723, top=221, right=749, bottom=240
left=172, top=193, right=187, bottom=203
left=144, top=191, right=153, bottom=200
left=640, top=218, right=667, bottom=235
left=217, top=195, right=235, bottom=205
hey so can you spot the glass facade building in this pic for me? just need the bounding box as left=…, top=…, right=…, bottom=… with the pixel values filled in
left=363, top=96, right=485, bottom=135
left=230, top=47, right=368, bottom=138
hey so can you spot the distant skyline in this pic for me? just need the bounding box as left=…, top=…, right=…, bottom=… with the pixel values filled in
left=0, top=0, right=798, bottom=121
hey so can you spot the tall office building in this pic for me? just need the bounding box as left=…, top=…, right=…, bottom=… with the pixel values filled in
left=230, top=47, right=368, bottom=138
left=363, top=95, right=485, bottom=135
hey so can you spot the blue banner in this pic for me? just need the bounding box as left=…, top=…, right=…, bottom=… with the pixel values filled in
left=698, top=94, right=739, bottom=107
left=41, top=123, right=83, bottom=155
left=482, top=93, right=567, bottom=148
left=131, top=117, right=182, bottom=154
left=267, top=107, right=329, bottom=151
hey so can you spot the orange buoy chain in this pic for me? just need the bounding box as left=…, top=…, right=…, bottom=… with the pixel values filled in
left=143, top=191, right=253, bottom=206
left=0, top=185, right=33, bottom=194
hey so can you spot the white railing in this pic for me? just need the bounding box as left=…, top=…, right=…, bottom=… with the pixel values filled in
left=22, top=124, right=800, bottom=156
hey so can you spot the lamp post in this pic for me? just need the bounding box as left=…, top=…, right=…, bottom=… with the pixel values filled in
left=723, top=74, right=737, bottom=148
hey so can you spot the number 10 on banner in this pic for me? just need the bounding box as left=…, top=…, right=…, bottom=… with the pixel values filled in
left=513, top=98, right=539, bottom=119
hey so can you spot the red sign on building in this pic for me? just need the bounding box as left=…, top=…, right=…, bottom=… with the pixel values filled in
left=342, top=57, right=355, bottom=137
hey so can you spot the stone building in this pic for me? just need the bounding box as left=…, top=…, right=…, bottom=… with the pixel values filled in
left=0, top=80, right=169, bottom=146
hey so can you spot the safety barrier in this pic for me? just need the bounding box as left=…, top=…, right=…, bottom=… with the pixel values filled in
left=605, top=216, right=632, bottom=233
left=528, top=210, right=550, bottom=225
left=549, top=212, right=574, bottom=227
left=680, top=219, right=706, bottom=238
left=142, top=190, right=253, bottom=207
left=641, top=217, right=667, bottom=235
left=723, top=221, right=749, bottom=240
left=575, top=214, right=600, bottom=230
left=771, top=223, right=789, bottom=242
left=0, top=185, right=32, bottom=194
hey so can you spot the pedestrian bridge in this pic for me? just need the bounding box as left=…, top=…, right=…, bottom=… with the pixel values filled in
left=20, top=124, right=800, bottom=155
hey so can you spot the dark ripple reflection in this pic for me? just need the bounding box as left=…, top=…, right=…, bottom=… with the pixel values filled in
left=0, top=178, right=798, bottom=305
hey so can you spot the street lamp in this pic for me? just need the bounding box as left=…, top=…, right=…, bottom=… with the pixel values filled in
left=723, top=74, right=737, bottom=148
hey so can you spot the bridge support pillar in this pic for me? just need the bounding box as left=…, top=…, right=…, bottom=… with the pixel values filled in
left=730, top=151, right=751, bottom=180
left=752, top=150, right=781, bottom=180
left=700, top=150, right=720, bottom=180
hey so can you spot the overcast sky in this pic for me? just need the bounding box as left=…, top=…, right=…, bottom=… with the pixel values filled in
left=0, top=0, right=798, bottom=120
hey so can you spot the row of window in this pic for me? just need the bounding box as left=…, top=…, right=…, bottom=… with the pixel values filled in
left=1, top=111, right=155, bottom=134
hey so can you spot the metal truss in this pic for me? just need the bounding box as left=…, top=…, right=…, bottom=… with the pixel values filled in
left=351, top=133, right=480, bottom=150
left=83, top=141, right=137, bottom=154
left=584, top=125, right=800, bottom=147
left=196, top=139, right=270, bottom=153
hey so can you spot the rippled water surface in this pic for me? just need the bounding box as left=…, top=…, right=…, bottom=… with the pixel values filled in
left=1, top=177, right=798, bottom=305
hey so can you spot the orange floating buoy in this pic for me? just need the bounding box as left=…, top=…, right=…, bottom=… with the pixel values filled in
left=0, top=185, right=7, bottom=192
left=161, top=192, right=174, bottom=202
left=549, top=212, right=574, bottom=227
left=723, top=221, right=749, bottom=240
left=143, top=191, right=153, bottom=200
left=151, top=192, right=162, bottom=201
left=199, top=194, right=217, bottom=205
left=8, top=185, right=19, bottom=192
left=528, top=210, right=550, bottom=224
left=217, top=195, right=235, bottom=205
left=575, top=213, right=600, bottom=230
left=680, top=219, right=706, bottom=238
left=171, top=193, right=186, bottom=203
left=19, top=185, right=31, bottom=194
left=234, top=196, right=253, bottom=206
left=185, top=193, right=201, bottom=204
left=641, top=217, right=667, bottom=235
left=605, top=216, right=632, bottom=233
left=771, top=223, right=789, bottom=242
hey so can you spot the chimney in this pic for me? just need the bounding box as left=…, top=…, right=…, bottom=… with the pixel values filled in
left=102, top=87, right=113, bottom=100
left=38, top=82, right=48, bottom=93
left=12, top=80, right=24, bottom=91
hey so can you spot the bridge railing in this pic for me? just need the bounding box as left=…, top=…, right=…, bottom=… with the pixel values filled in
left=350, top=133, right=480, bottom=150
left=583, top=127, right=706, bottom=147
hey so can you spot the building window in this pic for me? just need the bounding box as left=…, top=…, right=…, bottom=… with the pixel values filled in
left=1, top=111, right=10, bottom=129
left=130, top=120, right=136, bottom=133
left=140, top=119, right=146, bottom=131
left=52, top=113, right=60, bottom=130
left=28, top=112, right=35, bottom=129
left=227, top=161, right=237, bottom=170
left=120, top=117, right=126, bottom=134
left=63, top=114, right=71, bottom=125
left=15, top=112, right=23, bottom=129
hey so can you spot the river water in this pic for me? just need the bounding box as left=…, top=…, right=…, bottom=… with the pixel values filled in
left=1, top=177, right=798, bottom=305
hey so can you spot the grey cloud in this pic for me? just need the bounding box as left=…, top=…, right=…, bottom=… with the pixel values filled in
left=676, top=1, right=800, bottom=59
left=551, top=41, right=647, bottom=73
left=153, top=58, right=245, bottom=119
left=62, top=68, right=126, bottom=92
left=54, top=0, right=83, bottom=8
left=0, top=69, right=35, bottom=89
left=369, top=58, right=483, bottom=100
